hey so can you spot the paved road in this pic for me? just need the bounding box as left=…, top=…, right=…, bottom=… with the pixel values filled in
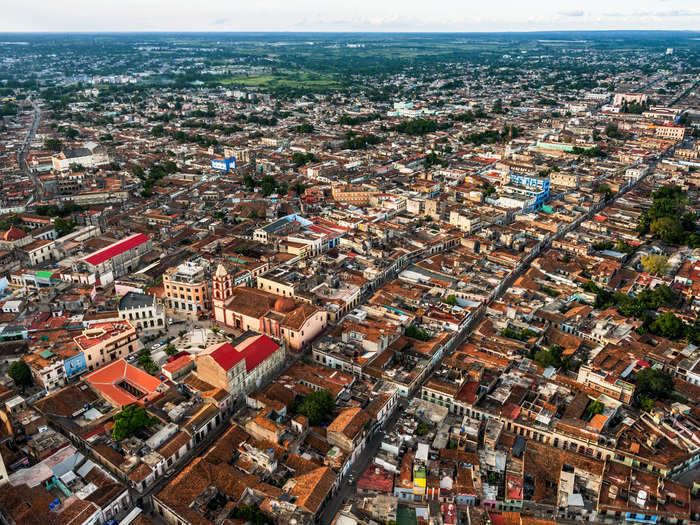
left=18, top=100, right=40, bottom=171
left=18, top=100, right=43, bottom=200
left=318, top=151, right=669, bottom=524
left=319, top=403, right=404, bottom=525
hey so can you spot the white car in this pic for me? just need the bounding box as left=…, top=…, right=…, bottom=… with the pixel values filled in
left=152, top=344, right=161, bottom=350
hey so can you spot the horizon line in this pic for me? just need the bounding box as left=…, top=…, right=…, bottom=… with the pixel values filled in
left=1, top=29, right=700, bottom=35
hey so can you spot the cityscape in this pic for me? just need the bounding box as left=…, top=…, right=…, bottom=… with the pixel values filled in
left=0, top=27, right=699, bottom=525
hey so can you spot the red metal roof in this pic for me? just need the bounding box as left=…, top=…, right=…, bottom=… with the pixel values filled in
left=84, top=233, right=150, bottom=266
left=209, top=342, right=246, bottom=371
left=238, top=334, right=280, bottom=372
left=209, top=334, right=280, bottom=373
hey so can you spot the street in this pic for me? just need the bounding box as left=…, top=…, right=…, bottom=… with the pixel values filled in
left=319, top=403, right=404, bottom=525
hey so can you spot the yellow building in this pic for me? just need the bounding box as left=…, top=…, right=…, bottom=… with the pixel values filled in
left=163, top=262, right=210, bottom=319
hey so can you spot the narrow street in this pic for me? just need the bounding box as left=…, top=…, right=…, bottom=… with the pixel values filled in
left=319, top=404, right=404, bottom=525
left=316, top=148, right=667, bottom=524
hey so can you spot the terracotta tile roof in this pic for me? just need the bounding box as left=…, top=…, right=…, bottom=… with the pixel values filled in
left=157, top=430, right=190, bottom=458
left=128, top=462, right=153, bottom=483
left=289, top=466, right=335, bottom=515
left=84, top=359, right=165, bottom=408
left=34, top=382, right=99, bottom=417
left=328, top=407, right=370, bottom=441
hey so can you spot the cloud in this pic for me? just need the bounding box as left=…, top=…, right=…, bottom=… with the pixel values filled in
left=602, top=9, right=700, bottom=17
left=558, top=10, right=584, bottom=17
left=212, top=17, right=230, bottom=25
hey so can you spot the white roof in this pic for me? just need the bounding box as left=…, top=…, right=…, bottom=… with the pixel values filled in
left=416, top=442, right=430, bottom=462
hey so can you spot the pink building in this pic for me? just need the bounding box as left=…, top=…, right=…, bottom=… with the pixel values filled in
left=74, top=320, right=141, bottom=372
left=212, top=264, right=327, bottom=351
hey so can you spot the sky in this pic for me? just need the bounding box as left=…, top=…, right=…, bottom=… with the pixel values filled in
left=1, top=0, right=700, bottom=32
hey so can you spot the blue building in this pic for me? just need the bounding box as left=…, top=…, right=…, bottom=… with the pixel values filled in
left=211, top=157, right=236, bottom=173
left=508, top=173, right=550, bottom=210
left=64, top=352, right=87, bottom=379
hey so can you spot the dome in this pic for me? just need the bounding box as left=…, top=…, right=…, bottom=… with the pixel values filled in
left=274, top=297, right=295, bottom=313
left=3, top=225, right=26, bottom=241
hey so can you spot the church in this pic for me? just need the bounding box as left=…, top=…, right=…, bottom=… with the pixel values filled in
left=212, top=264, right=328, bottom=351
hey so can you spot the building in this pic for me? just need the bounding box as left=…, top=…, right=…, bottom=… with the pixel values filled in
left=0, top=444, right=131, bottom=525
left=118, top=292, right=166, bottom=332
left=163, top=262, right=210, bottom=319
left=22, top=239, right=55, bottom=266
left=82, top=233, right=152, bottom=279
left=0, top=225, right=32, bottom=250
left=327, top=406, right=371, bottom=453
left=655, top=123, right=686, bottom=141
left=550, top=171, right=580, bottom=189
left=195, top=333, right=285, bottom=397
left=213, top=265, right=328, bottom=351
left=51, top=143, right=110, bottom=171
left=74, top=320, right=140, bottom=372
left=613, top=93, right=648, bottom=107
left=24, top=350, right=68, bottom=392
left=211, top=156, right=236, bottom=172
left=332, top=185, right=379, bottom=206
left=84, top=358, right=166, bottom=408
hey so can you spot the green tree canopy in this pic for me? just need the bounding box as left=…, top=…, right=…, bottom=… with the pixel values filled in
left=634, top=368, right=674, bottom=401
left=297, top=389, right=336, bottom=426
left=112, top=404, right=158, bottom=441
left=8, top=360, right=32, bottom=389
left=641, top=254, right=669, bottom=275
left=44, top=138, right=62, bottom=152
left=54, top=217, right=76, bottom=237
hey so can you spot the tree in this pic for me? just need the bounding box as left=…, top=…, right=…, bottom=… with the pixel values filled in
left=8, top=360, right=32, bottom=389
left=234, top=504, right=269, bottom=525
left=416, top=422, right=430, bottom=436
left=584, top=400, right=604, bottom=420
left=635, top=368, right=674, bottom=400
left=595, top=185, right=614, bottom=201
left=291, top=152, right=316, bottom=166
left=243, top=173, right=257, bottom=191
left=292, top=183, right=306, bottom=196
left=150, top=124, right=165, bottom=137
left=641, top=254, right=669, bottom=275
left=44, top=138, right=62, bottom=152
left=405, top=325, right=431, bottom=341
left=164, top=345, right=178, bottom=356
left=605, top=123, right=621, bottom=138
left=639, top=396, right=655, bottom=412
left=290, top=122, right=314, bottom=134
left=112, top=404, right=158, bottom=441
left=260, top=175, right=278, bottom=197
left=54, top=217, right=76, bottom=237
left=482, top=183, right=496, bottom=198
left=650, top=217, right=684, bottom=244
left=298, top=389, right=336, bottom=426
left=391, top=118, right=438, bottom=136
left=444, top=295, right=458, bottom=306
left=648, top=311, right=685, bottom=340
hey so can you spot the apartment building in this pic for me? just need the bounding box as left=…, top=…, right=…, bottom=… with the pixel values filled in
left=196, top=333, right=285, bottom=397
left=74, top=320, right=140, bottom=371
left=163, top=262, right=210, bottom=319
left=118, top=291, right=166, bottom=332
